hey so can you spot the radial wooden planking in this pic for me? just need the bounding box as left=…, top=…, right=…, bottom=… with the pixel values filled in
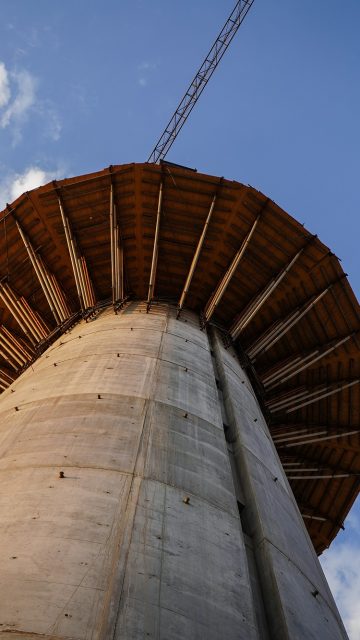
left=0, top=162, right=359, bottom=554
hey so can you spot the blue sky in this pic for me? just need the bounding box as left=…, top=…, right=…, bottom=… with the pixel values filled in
left=0, top=0, right=359, bottom=635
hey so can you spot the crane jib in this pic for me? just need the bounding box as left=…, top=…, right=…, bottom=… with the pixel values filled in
left=147, top=0, right=255, bottom=164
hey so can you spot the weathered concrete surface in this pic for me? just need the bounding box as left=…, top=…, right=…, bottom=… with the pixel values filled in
left=212, top=330, right=349, bottom=640
left=0, top=302, right=349, bottom=639
left=0, top=303, right=258, bottom=639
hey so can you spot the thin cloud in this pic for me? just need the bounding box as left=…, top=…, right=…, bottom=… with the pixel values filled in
left=37, top=101, right=62, bottom=141
left=137, top=60, right=157, bottom=88
left=0, top=60, right=62, bottom=146
left=0, top=66, right=37, bottom=145
left=0, top=62, right=11, bottom=108
left=321, top=508, right=360, bottom=639
left=0, top=165, right=65, bottom=210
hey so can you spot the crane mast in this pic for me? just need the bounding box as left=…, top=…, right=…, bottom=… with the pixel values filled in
left=147, top=0, right=255, bottom=164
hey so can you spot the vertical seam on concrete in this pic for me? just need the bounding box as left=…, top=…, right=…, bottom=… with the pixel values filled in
left=110, top=307, right=169, bottom=640
left=211, top=328, right=286, bottom=640
left=207, top=326, right=263, bottom=640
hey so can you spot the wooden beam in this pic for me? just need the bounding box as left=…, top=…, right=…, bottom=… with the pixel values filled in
left=110, top=183, right=124, bottom=305
left=267, top=380, right=360, bottom=414
left=57, top=191, right=95, bottom=310
left=262, top=333, right=356, bottom=389
left=247, top=279, right=345, bottom=361
left=275, top=428, right=360, bottom=450
left=147, top=181, right=163, bottom=310
left=230, top=242, right=311, bottom=339
left=58, top=195, right=85, bottom=310
left=204, top=212, right=261, bottom=323
left=178, top=192, right=218, bottom=316
left=14, top=218, right=68, bottom=324
left=0, top=283, right=48, bottom=344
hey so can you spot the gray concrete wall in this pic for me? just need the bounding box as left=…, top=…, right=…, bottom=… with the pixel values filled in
left=211, top=329, right=349, bottom=640
left=0, top=302, right=348, bottom=639
left=0, top=302, right=258, bottom=639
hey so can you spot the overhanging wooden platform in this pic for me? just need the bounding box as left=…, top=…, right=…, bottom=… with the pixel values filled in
left=0, top=162, right=359, bottom=554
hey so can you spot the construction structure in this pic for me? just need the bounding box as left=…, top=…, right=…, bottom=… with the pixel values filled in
left=0, top=162, right=358, bottom=639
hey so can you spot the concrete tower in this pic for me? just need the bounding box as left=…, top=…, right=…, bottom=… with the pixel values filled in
left=0, top=163, right=358, bottom=639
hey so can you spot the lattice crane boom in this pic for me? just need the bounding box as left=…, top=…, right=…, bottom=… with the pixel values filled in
left=147, top=0, right=255, bottom=164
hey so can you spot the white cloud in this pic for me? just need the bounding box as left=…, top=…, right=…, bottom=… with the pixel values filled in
left=0, top=165, right=65, bottom=210
left=47, top=110, right=62, bottom=141
left=321, top=508, right=360, bottom=639
left=137, top=60, right=157, bottom=88
left=0, top=62, right=11, bottom=108
left=37, top=101, right=62, bottom=141
left=0, top=60, right=62, bottom=146
left=0, top=65, right=37, bottom=144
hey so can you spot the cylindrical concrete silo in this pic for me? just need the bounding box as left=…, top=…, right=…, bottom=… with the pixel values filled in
left=0, top=164, right=358, bottom=639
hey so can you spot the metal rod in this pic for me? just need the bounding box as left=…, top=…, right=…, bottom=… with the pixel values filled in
left=115, top=223, right=120, bottom=301
left=37, top=254, right=65, bottom=322
left=81, top=256, right=95, bottom=308
left=272, top=424, right=327, bottom=442
left=282, top=462, right=302, bottom=466
left=21, top=301, right=45, bottom=341
left=77, top=257, right=90, bottom=308
left=247, top=319, right=285, bottom=359
left=89, top=267, right=96, bottom=306
left=0, top=329, right=28, bottom=364
left=0, top=346, right=19, bottom=370
left=288, top=474, right=357, bottom=480
left=115, top=226, right=119, bottom=300
left=0, top=332, right=26, bottom=366
left=110, top=185, right=116, bottom=304
left=204, top=213, right=260, bottom=322
left=248, top=287, right=331, bottom=360
left=77, top=257, right=87, bottom=308
left=178, top=193, right=217, bottom=314
left=16, top=222, right=61, bottom=324
left=84, top=258, right=94, bottom=307
left=285, top=380, right=359, bottom=414
left=58, top=197, right=85, bottom=310
left=0, top=369, right=14, bottom=382
left=0, top=286, right=28, bottom=339
left=47, top=272, right=67, bottom=321
left=0, top=286, right=36, bottom=345
left=263, top=355, right=306, bottom=385
left=273, top=429, right=327, bottom=443
left=265, top=335, right=353, bottom=390
left=231, top=247, right=305, bottom=339
left=0, top=377, right=12, bottom=388
left=114, top=213, right=124, bottom=301
left=266, top=389, right=309, bottom=411
left=239, top=249, right=304, bottom=329
left=284, top=467, right=322, bottom=473
left=147, top=182, right=163, bottom=306
left=277, top=429, right=360, bottom=448
left=50, top=274, right=70, bottom=319
left=19, top=296, right=46, bottom=339
left=119, top=245, right=124, bottom=300
left=75, top=252, right=90, bottom=309
left=0, top=374, right=13, bottom=388
left=21, top=297, right=48, bottom=340
left=114, top=206, right=122, bottom=301
left=1, top=325, right=33, bottom=359
left=253, top=314, right=309, bottom=361
left=35, top=254, right=67, bottom=323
